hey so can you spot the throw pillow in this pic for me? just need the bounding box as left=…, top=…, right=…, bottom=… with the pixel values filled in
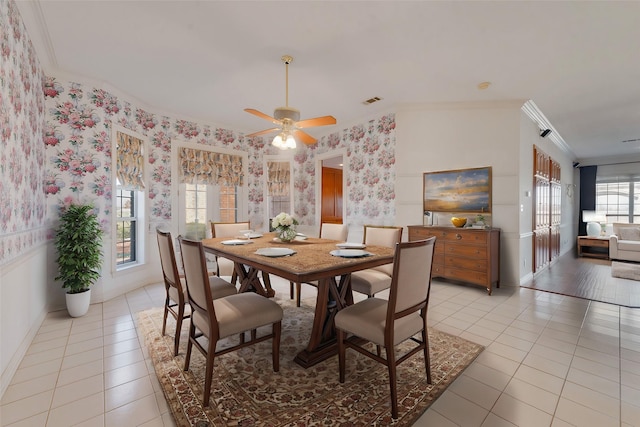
left=619, top=227, right=640, bottom=241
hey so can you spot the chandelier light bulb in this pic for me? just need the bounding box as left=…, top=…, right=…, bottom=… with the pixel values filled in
left=272, top=133, right=285, bottom=149
left=285, top=134, right=296, bottom=149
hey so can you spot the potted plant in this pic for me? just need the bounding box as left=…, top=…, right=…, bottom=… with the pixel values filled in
left=55, top=204, right=103, bottom=317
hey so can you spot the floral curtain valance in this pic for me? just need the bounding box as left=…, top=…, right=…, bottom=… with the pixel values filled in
left=179, top=147, right=243, bottom=186
left=267, top=161, right=290, bottom=197
left=116, top=131, right=145, bottom=190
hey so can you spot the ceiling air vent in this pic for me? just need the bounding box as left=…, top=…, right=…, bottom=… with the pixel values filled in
left=621, top=138, right=640, bottom=144
left=362, top=96, right=382, bottom=105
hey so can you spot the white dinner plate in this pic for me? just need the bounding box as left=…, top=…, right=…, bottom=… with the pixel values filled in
left=221, top=239, right=254, bottom=245
left=336, top=242, right=366, bottom=249
left=255, top=247, right=296, bottom=257
left=330, top=249, right=372, bottom=258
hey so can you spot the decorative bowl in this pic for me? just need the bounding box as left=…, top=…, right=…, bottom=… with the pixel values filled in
left=451, top=217, right=467, bottom=228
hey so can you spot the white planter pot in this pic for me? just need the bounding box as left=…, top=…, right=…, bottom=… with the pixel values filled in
left=66, top=289, right=91, bottom=317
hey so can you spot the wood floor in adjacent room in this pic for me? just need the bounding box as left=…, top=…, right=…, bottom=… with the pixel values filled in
left=522, top=252, right=640, bottom=307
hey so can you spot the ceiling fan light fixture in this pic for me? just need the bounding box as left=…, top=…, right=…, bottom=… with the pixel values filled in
left=285, top=134, right=296, bottom=149
left=272, top=132, right=296, bottom=150
left=272, top=133, right=284, bottom=149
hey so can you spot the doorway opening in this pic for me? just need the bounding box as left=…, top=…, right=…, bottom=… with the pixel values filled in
left=317, top=152, right=345, bottom=225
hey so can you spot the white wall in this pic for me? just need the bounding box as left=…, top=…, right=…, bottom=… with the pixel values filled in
left=394, top=101, right=575, bottom=287
left=394, top=101, right=523, bottom=286
left=1, top=244, right=49, bottom=396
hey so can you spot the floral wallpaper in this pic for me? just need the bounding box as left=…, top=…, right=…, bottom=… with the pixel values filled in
left=0, top=0, right=47, bottom=266
left=43, top=76, right=396, bottom=237
left=2, top=0, right=396, bottom=268
left=43, top=78, right=282, bottom=234
left=294, top=114, right=397, bottom=226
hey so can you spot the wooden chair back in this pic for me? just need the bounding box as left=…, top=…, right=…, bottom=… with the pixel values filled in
left=156, top=228, right=182, bottom=297
left=178, top=237, right=219, bottom=336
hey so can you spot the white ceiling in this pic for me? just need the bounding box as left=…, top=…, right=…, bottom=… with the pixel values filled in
left=17, top=1, right=640, bottom=164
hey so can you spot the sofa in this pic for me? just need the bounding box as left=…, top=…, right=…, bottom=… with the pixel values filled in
left=609, top=223, right=640, bottom=262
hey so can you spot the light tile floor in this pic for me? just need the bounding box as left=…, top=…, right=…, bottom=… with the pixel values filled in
left=2, top=276, right=640, bottom=426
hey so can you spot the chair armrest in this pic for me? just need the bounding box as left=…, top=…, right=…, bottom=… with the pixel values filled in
left=609, top=234, right=619, bottom=258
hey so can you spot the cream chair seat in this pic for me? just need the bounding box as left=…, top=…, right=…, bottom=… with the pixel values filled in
left=350, top=225, right=403, bottom=297
left=179, top=237, right=283, bottom=407
left=290, top=223, right=349, bottom=306
left=156, top=228, right=236, bottom=356
left=335, top=237, right=436, bottom=419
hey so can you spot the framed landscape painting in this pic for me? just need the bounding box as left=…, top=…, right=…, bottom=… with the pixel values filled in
left=423, top=166, right=492, bottom=213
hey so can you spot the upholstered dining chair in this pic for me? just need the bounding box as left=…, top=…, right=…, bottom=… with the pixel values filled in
left=211, top=221, right=273, bottom=290
left=156, top=228, right=237, bottom=356
left=211, top=221, right=251, bottom=282
left=335, top=237, right=436, bottom=419
left=290, top=223, right=349, bottom=306
left=178, top=237, right=283, bottom=407
left=350, top=225, right=403, bottom=298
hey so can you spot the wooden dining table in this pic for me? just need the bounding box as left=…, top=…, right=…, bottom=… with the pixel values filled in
left=202, top=233, right=395, bottom=368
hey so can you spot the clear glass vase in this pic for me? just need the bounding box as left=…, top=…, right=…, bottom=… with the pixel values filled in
left=278, top=227, right=297, bottom=242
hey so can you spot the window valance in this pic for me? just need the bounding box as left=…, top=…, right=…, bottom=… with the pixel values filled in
left=116, top=131, right=145, bottom=190
left=179, top=147, right=243, bottom=186
left=266, top=161, right=291, bottom=197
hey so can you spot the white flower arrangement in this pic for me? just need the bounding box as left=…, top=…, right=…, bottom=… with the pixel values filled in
left=271, top=212, right=298, bottom=230
left=272, top=212, right=299, bottom=242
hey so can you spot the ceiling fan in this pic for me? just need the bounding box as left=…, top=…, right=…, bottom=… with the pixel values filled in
left=245, top=55, right=336, bottom=149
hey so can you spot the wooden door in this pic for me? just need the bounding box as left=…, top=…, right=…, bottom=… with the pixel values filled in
left=321, top=167, right=343, bottom=224
left=532, top=145, right=561, bottom=273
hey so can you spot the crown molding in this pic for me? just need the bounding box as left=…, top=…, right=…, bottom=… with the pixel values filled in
left=522, top=100, right=575, bottom=158
left=16, top=0, right=58, bottom=71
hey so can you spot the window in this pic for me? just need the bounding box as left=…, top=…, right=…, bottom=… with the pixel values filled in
left=184, top=183, right=208, bottom=239
left=219, top=185, right=238, bottom=222
left=180, top=184, right=241, bottom=239
left=596, top=180, right=637, bottom=223
left=113, top=127, right=146, bottom=270
left=115, top=188, right=137, bottom=265
left=175, top=143, right=247, bottom=238
left=264, top=158, right=293, bottom=229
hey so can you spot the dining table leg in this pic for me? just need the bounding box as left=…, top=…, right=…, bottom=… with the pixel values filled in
left=234, top=263, right=275, bottom=298
left=294, top=274, right=352, bottom=368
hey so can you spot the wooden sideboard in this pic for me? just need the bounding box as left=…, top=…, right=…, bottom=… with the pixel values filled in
left=407, top=225, right=500, bottom=295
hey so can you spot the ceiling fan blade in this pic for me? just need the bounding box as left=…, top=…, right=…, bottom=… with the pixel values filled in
left=246, top=127, right=280, bottom=138
left=293, top=129, right=317, bottom=145
left=296, top=115, right=337, bottom=128
left=244, top=108, right=280, bottom=124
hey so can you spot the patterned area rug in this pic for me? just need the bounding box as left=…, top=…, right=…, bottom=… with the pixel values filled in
left=138, top=297, right=483, bottom=426
left=611, top=261, right=640, bottom=281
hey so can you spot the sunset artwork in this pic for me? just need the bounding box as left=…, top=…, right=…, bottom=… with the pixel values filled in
left=423, top=167, right=492, bottom=213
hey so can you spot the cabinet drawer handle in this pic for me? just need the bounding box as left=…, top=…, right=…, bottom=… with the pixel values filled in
left=456, top=234, right=462, bottom=240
